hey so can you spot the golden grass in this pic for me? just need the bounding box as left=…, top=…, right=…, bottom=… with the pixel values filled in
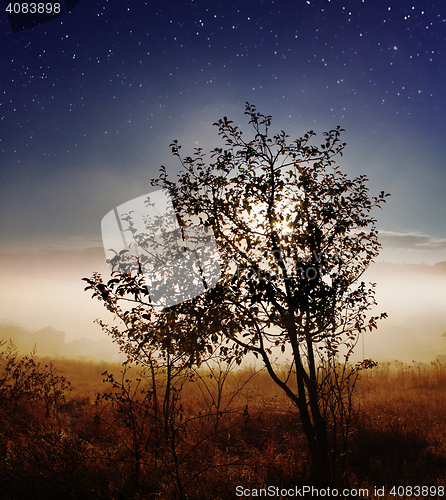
left=39, top=356, right=125, bottom=402
left=2, top=354, right=446, bottom=499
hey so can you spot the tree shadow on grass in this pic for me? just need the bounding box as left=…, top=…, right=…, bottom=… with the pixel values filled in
left=348, top=424, right=446, bottom=486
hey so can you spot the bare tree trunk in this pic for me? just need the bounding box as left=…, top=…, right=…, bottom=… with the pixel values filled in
left=287, top=318, right=331, bottom=485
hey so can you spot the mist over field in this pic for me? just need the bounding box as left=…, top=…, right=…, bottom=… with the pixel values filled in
left=1, top=246, right=444, bottom=363
left=361, top=262, right=446, bottom=363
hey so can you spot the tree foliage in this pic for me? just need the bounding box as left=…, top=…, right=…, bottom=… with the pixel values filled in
left=84, top=102, right=389, bottom=481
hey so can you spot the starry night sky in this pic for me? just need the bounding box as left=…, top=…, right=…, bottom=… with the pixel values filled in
left=0, top=0, right=445, bottom=341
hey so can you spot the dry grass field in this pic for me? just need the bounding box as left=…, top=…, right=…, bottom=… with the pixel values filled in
left=1, top=343, right=446, bottom=499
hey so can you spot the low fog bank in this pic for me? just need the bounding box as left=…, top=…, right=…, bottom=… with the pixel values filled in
left=360, top=261, right=446, bottom=363
left=0, top=245, right=445, bottom=364
left=0, top=324, right=126, bottom=362
left=0, top=245, right=111, bottom=342
left=0, top=245, right=109, bottom=280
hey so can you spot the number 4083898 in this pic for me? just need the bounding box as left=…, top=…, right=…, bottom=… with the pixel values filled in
left=389, top=485, right=445, bottom=497
left=6, top=3, right=61, bottom=14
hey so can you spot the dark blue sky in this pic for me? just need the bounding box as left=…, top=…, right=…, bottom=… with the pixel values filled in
left=1, top=0, right=446, bottom=263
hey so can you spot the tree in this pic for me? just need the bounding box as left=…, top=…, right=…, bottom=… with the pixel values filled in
left=84, top=102, right=389, bottom=483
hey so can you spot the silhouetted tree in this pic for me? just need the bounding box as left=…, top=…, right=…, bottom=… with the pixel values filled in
left=84, top=102, right=389, bottom=483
